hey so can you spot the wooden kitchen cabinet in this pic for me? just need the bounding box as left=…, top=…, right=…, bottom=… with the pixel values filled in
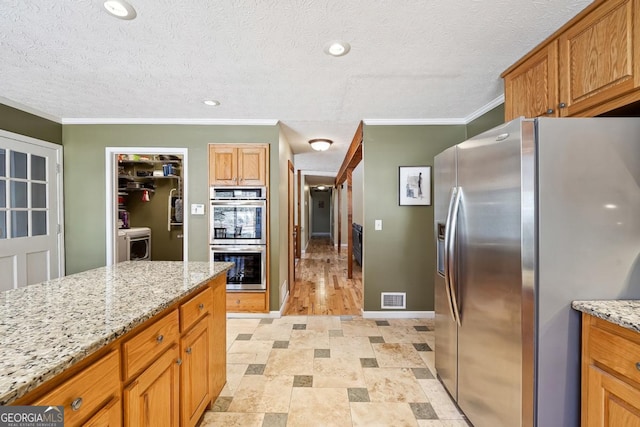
left=209, top=144, right=268, bottom=187
left=502, top=0, right=640, bottom=120
left=226, top=291, right=267, bottom=312
left=503, top=41, right=559, bottom=121
left=31, top=350, right=121, bottom=427
left=124, top=345, right=180, bottom=427
left=210, top=274, right=227, bottom=396
left=581, top=313, right=640, bottom=427
left=83, top=397, right=121, bottom=427
left=180, top=316, right=211, bottom=427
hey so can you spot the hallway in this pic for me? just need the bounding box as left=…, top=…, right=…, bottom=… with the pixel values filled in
left=284, top=237, right=363, bottom=316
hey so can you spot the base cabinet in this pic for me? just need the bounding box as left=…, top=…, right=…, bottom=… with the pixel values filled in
left=83, top=397, right=121, bottom=427
left=124, top=345, right=180, bottom=427
left=581, top=313, right=640, bottom=427
left=226, top=291, right=267, bottom=312
left=180, top=317, right=211, bottom=427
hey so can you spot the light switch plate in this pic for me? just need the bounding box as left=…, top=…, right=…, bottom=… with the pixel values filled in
left=375, top=219, right=382, bottom=231
left=191, top=204, right=205, bottom=215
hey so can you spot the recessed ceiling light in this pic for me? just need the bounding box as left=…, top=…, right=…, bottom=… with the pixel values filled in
left=104, top=0, right=137, bottom=20
left=203, top=100, right=220, bottom=106
left=324, top=40, right=351, bottom=57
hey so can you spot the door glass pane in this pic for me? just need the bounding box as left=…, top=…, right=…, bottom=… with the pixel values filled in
left=31, top=155, right=46, bottom=181
left=0, top=180, right=5, bottom=208
left=10, top=151, right=27, bottom=179
left=0, top=212, right=5, bottom=239
left=10, top=181, right=27, bottom=208
left=32, top=211, right=47, bottom=236
left=11, top=211, right=28, bottom=238
left=0, top=149, right=5, bottom=177
left=32, top=183, right=46, bottom=208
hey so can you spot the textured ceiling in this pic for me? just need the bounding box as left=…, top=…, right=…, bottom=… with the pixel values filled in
left=0, top=0, right=592, bottom=174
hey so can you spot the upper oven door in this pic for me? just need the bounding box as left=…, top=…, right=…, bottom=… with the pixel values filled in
left=210, top=200, right=267, bottom=245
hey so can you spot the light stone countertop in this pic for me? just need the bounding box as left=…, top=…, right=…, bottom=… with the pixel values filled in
left=0, top=261, right=232, bottom=405
left=572, top=300, right=640, bottom=333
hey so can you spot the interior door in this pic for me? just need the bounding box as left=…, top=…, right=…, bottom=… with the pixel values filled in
left=0, top=132, right=63, bottom=290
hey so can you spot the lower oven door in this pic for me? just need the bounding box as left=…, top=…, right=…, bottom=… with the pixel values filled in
left=210, top=245, right=266, bottom=291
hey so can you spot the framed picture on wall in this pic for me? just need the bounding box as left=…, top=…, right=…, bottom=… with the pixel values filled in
left=399, top=166, right=431, bottom=206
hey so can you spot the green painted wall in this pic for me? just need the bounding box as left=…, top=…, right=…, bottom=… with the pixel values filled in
left=362, top=125, right=467, bottom=311
left=360, top=105, right=504, bottom=312
left=0, top=103, right=62, bottom=144
left=61, top=124, right=283, bottom=310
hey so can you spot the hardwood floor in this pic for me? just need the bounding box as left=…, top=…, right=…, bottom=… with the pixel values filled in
left=283, top=236, right=363, bottom=315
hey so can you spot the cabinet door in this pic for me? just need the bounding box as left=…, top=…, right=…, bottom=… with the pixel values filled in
left=124, top=345, right=180, bottom=427
left=503, top=41, right=558, bottom=121
left=237, top=146, right=267, bottom=186
left=209, top=146, right=238, bottom=186
left=181, top=317, right=211, bottom=427
left=558, top=0, right=640, bottom=116
left=211, top=275, right=227, bottom=397
left=584, top=364, right=640, bottom=427
left=83, top=397, right=121, bottom=427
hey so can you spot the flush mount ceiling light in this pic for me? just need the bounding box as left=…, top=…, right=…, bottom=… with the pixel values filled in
left=324, top=40, right=351, bottom=57
left=317, top=185, right=326, bottom=191
left=104, top=0, right=137, bottom=20
left=203, top=100, right=221, bottom=106
left=309, top=138, right=333, bottom=151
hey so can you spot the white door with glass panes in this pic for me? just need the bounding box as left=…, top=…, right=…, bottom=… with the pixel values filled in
left=0, top=131, right=63, bottom=290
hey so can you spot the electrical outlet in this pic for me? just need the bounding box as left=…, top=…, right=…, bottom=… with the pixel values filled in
left=375, top=220, right=382, bottom=231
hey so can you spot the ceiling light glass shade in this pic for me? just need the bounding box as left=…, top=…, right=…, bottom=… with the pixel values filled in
left=324, top=40, right=351, bottom=57
left=203, top=100, right=220, bottom=106
left=309, top=138, right=333, bottom=151
left=104, top=0, right=137, bottom=20
left=317, top=186, right=326, bottom=190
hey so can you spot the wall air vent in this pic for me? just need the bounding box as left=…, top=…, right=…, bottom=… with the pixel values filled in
left=381, top=292, right=406, bottom=309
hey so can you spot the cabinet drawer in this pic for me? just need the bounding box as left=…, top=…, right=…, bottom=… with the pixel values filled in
left=589, top=324, right=640, bottom=385
left=123, top=310, right=179, bottom=380
left=226, top=291, right=266, bottom=312
left=181, top=287, right=212, bottom=332
left=32, top=350, right=120, bottom=427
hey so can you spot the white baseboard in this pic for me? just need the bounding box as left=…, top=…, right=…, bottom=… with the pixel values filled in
left=333, top=243, right=348, bottom=248
left=362, top=310, right=435, bottom=319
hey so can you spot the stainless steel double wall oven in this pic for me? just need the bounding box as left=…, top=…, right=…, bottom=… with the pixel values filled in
left=210, top=186, right=267, bottom=291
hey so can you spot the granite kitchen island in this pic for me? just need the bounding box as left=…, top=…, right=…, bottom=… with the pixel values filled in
left=0, top=260, right=232, bottom=427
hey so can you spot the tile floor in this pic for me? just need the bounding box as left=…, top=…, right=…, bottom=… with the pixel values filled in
left=199, top=316, right=469, bottom=427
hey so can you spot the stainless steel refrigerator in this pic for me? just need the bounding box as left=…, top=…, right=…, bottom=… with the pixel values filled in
left=434, top=117, right=640, bottom=427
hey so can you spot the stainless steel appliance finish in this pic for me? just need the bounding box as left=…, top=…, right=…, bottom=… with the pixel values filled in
left=210, top=245, right=266, bottom=291
left=434, top=117, right=640, bottom=427
left=210, top=186, right=267, bottom=200
left=210, top=199, right=266, bottom=245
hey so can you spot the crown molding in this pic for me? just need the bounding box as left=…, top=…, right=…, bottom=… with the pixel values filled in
left=363, top=118, right=466, bottom=126
left=0, top=96, right=61, bottom=123
left=61, top=118, right=279, bottom=125
left=464, top=94, right=505, bottom=123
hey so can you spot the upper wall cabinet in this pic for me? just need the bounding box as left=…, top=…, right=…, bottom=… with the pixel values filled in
left=502, top=0, right=640, bottom=121
left=209, top=145, right=268, bottom=187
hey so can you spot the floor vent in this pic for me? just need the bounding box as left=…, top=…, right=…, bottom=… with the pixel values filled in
left=381, top=292, right=406, bottom=309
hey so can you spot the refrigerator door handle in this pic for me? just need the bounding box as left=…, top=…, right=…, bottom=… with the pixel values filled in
left=448, top=187, right=463, bottom=327
left=443, top=186, right=458, bottom=323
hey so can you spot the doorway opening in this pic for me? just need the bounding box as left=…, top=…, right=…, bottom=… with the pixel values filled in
left=105, top=147, right=188, bottom=265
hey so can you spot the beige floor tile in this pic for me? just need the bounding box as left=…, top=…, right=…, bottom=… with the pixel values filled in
left=252, top=323, right=294, bottom=341
left=219, top=363, right=249, bottom=396
left=199, top=412, right=265, bottom=427
left=329, top=336, right=375, bottom=358
left=313, top=356, right=366, bottom=388
left=418, top=421, right=469, bottom=427
left=418, top=379, right=464, bottom=419
left=365, top=368, right=428, bottom=403
left=420, top=351, right=436, bottom=374
left=307, top=316, right=342, bottom=331
left=387, top=318, right=434, bottom=328
left=289, top=329, right=330, bottom=349
left=373, top=343, right=426, bottom=368
left=341, top=318, right=381, bottom=337
left=351, top=402, right=419, bottom=427
left=379, top=326, right=429, bottom=343
left=227, top=340, right=274, bottom=364
left=272, top=315, right=308, bottom=324
left=227, top=374, right=294, bottom=413
left=264, top=348, right=314, bottom=375
left=287, top=388, right=352, bottom=427
left=417, top=421, right=445, bottom=427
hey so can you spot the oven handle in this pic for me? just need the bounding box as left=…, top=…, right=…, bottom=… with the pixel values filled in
left=210, top=246, right=266, bottom=252
left=210, top=200, right=267, bottom=206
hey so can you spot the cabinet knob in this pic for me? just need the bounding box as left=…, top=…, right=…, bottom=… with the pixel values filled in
left=546, top=108, right=554, bottom=115
left=70, top=397, right=83, bottom=411
left=176, top=358, right=182, bottom=366
left=198, top=303, right=205, bottom=310
left=236, top=299, right=241, bottom=305
left=156, top=335, right=164, bottom=344
left=558, top=102, right=566, bottom=109
left=635, top=362, right=640, bottom=371
left=186, top=347, right=192, bottom=354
